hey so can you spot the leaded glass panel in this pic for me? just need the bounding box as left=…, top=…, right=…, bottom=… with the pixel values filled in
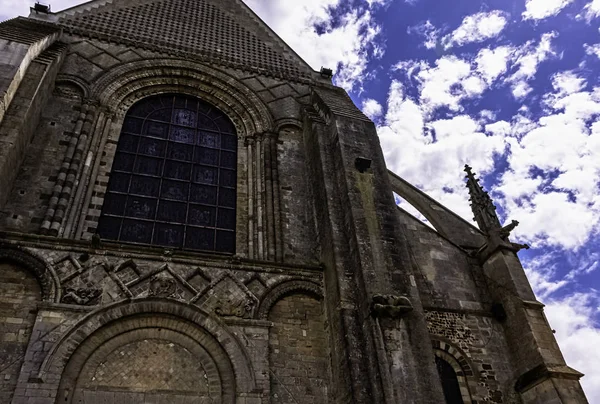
left=97, top=94, right=237, bottom=253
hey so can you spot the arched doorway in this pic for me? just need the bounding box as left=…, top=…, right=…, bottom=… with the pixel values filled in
left=436, top=355, right=465, bottom=404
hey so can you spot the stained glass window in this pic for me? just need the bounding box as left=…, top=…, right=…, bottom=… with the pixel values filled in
left=97, top=94, right=237, bottom=253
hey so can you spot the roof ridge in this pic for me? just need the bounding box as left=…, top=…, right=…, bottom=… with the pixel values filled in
left=55, top=0, right=115, bottom=18
left=219, top=0, right=314, bottom=71
left=52, top=0, right=315, bottom=82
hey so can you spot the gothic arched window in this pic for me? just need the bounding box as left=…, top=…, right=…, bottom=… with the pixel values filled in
left=97, top=94, right=237, bottom=253
left=435, top=356, right=465, bottom=404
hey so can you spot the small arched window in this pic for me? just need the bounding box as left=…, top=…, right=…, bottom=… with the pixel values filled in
left=97, top=94, right=237, bottom=253
left=436, top=356, right=465, bottom=404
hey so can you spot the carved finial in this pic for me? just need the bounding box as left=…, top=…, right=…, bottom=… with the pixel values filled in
left=463, top=165, right=530, bottom=259
left=464, top=164, right=502, bottom=233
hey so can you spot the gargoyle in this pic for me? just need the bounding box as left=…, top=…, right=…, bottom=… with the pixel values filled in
left=371, top=294, right=413, bottom=318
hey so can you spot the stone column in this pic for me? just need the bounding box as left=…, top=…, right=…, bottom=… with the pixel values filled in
left=40, top=101, right=97, bottom=236
left=246, top=135, right=256, bottom=259
left=245, top=132, right=282, bottom=262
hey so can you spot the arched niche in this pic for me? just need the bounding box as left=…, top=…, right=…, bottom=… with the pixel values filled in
left=256, top=279, right=323, bottom=320
left=0, top=245, right=60, bottom=302
left=36, top=299, right=256, bottom=404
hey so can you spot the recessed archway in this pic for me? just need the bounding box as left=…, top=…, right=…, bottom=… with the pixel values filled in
left=36, top=298, right=256, bottom=404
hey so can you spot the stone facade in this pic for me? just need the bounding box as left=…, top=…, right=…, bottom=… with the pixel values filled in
left=0, top=0, right=589, bottom=403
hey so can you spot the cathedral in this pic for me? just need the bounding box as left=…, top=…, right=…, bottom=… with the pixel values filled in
left=0, top=0, right=589, bottom=403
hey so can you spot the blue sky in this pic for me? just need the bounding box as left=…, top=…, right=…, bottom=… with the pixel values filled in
left=2, top=0, right=599, bottom=400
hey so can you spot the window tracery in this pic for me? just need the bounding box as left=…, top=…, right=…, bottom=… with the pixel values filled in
left=97, top=94, right=237, bottom=253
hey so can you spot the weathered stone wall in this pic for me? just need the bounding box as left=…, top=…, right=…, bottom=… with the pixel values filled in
left=395, top=207, right=490, bottom=311
left=268, top=293, right=329, bottom=404
left=396, top=204, right=519, bottom=402
left=1, top=87, right=81, bottom=232
left=0, top=42, right=65, bottom=211
left=426, top=310, right=518, bottom=403
left=0, top=262, right=41, bottom=403
left=0, top=35, right=321, bottom=267
left=0, top=237, right=327, bottom=404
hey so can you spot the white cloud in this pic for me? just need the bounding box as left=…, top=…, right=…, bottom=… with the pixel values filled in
left=512, top=32, right=558, bottom=80
left=485, top=120, right=512, bottom=137
left=400, top=56, right=476, bottom=115
left=545, top=293, right=600, bottom=401
left=247, top=0, right=383, bottom=91
left=506, top=191, right=599, bottom=249
left=511, top=81, right=533, bottom=99
left=475, top=46, right=515, bottom=84
left=394, top=36, right=556, bottom=115
left=552, top=71, right=587, bottom=95
left=444, top=11, right=509, bottom=49
left=478, top=109, right=496, bottom=122
left=379, top=82, right=505, bottom=220
left=407, top=20, right=441, bottom=50
left=579, top=0, right=600, bottom=22
left=584, top=43, right=600, bottom=59
left=0, top=0, right=80, bottom=19
left=523, top=0, right=575, bottom=21
left=361, top=98, right=383, bottom=120
left=507, top=32, right=559, bottom=100
left=495, top=81, right=600, bottom=249
left=524, top=254, right=600, bottom=402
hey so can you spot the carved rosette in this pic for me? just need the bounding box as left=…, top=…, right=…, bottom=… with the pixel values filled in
left=148, top=276, right=178, bottom=298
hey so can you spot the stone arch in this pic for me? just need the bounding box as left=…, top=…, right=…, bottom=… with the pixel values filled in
left=256, top=279, right=323, bottom=319
left=39, top=298, right=256, bottom=403
left=432, top=339, right=475, bottom=404
left=388, top=170, right=486, bottom=248
left=275, top=118, right=303, bottom=132
left=0, top=245, right=60, bottom=302
left=54, top=75, right=90, bottom=100
left=90, top=58, right=274, bottom=137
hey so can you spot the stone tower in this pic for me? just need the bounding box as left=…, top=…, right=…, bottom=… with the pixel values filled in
left=0, top=0, right=588, bottom=403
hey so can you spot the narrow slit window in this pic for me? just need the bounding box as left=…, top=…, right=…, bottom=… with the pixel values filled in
left=97, top=94, right=237, bottom=253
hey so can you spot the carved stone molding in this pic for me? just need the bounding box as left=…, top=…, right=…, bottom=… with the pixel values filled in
left=148, top=276, right=177, bottom=298
left=0, top=244, right=59, bottom=302
left=61, top=287, right=102, bottom=306
left=256, top=279, right=323, bottom=319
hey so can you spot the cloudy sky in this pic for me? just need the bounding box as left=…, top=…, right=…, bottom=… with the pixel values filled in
left=3, top=0, right=599, bottom=400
